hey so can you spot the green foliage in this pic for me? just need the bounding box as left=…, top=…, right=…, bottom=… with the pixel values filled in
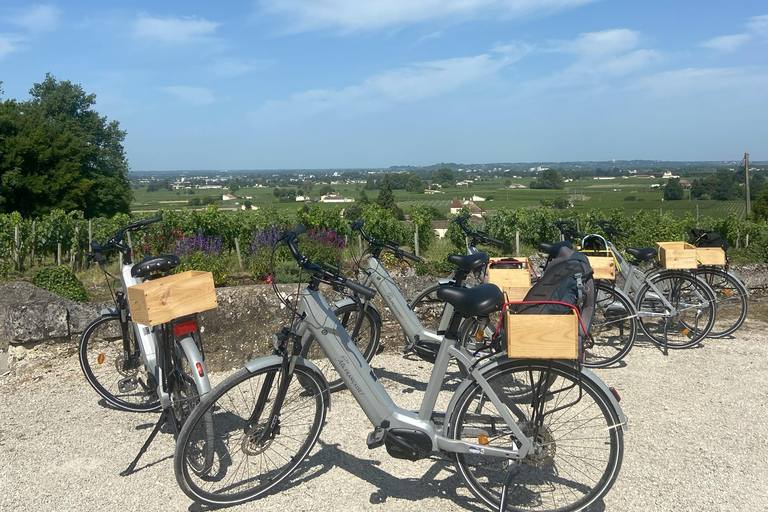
left=0, top=74, right=132, bottom=217
left=376, top=175, right=404, bottom=220
left=360, top=203, right=407, bottom=246
left=432, top=168, right=454, bottom=187
left=176, top=252, right=228, bottom=285
left=553, top=196, right=570, bottom=209
left=530, top=169, right=564, bottom=190
left=409, top=204, right=440, bottom=253
left=664, top=178, right=684, bottom=200
left=32, top=265, right=89, bottom=302
left=406, top=174, right=425, bottom=194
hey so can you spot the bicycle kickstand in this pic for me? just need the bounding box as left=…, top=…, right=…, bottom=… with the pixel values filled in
left=120, top=410, right=168, bottom=477
left=498, top=461, right=521, bottom=512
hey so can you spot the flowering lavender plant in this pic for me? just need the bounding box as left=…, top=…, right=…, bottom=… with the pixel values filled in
left=248, top=224, right=285, bottom=255
left=175, top=229, right=223, bottom=256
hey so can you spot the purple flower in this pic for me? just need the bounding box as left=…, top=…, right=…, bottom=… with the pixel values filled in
left=248, top=224, right=284, bottom=254
left=175, top=229, right=222, bottom=256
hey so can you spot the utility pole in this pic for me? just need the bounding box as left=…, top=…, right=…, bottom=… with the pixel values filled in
left=745, top=152, right=751, bottom=215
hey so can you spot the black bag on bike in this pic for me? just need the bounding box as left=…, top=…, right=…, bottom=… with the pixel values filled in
left=488, top=258, right=526, bottom=270
left=512, top=245, right=596, bottom=338
left=689, top=229, right=729, bottom=250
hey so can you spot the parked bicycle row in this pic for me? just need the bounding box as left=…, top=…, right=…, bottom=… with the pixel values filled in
left=75, top=211, right=747, bottom=512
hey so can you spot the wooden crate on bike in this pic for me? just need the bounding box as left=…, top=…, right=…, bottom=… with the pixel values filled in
left=487, top=257, right=532, bottom=301
left=504, top=309, right=579, bottom=359
left=656, top=241, right=697, bottom=269
left=581, top=250, right=616, bottom=280
left=127, top=270, right=218, bottom=326
left=696, top=247, right=726, bottom=266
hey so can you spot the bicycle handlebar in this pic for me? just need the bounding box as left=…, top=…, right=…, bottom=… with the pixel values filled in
left=453, top=214, right=504, bottom=247
left=87, top=216, right=164, bottom=263
left=554, top=220, right=584, bottom=241
left=283, top=225, right=377, bottom=300
left=351, top=220, right=422, bottom=263
left=598, top=220, right=629, bottom=239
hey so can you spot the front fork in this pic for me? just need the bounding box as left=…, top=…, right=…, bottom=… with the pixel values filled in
left=246, top=327, right=303, bottom=442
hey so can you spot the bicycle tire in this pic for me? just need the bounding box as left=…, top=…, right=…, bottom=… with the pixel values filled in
left=300, top=302, right=381, bottom=392
left=696, top=267, right=748, bottom=338
left=448, top=359, right=623, bottom=512
left=635, top=270, right=716, bottom=349
left=175, top=360, right=328, bottom=507
left=78, top=315, right=161, bottom=413
left=584, top=281, right=637, bottom=368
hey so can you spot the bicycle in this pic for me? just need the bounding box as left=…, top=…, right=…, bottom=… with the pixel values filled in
left=175, top=224, right=627, bottom=512
left=688, top=229, right=749, bottom=338
left=78, top=216, right=214, bottom=474
left=407, top=214, right=508, bottom=361
left=587, top=220, right=717, bottom=353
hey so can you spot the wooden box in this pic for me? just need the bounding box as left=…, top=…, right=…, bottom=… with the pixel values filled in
left=656, top=241, right=697, bottom=269
left=502, top=286, right=533, bottom=302
left=586, top=256, right=616, bottom=280
left=127, top=271, right=218, bottom=326
left=696, top=247, right=726, bottom=266
left=487, top=257, right=532, bottom=288
left=505, top=310, right=579, bottom=359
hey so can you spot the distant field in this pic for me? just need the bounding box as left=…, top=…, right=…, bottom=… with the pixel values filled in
left=131, top=176, right=748, bottom=220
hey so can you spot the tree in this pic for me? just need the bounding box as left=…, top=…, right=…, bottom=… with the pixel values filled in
left=319, top=185, right=335, bottom=195
left=432, top=167, right=454, bottom=187
left=752, top=187, right=768, bottom=221
left=553, top=196, right=570, bottom=209
left=376, top=175, right=404, bottom=220
left=530, top=169, right=564, bottom=190
left=406, top=174, right=424, bottom=194
left=664, top=178, right=684, bottom=200
left=0, top=74, right=132, bottom=217
left=229, top=180, right=241, bottom=194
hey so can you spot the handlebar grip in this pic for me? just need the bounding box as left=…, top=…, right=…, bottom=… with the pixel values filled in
left=397, top=249, right=422, bottom=263
left=485, top=236, right=504, bottom=246
left=344, top=279, right=376, bottom=300
left=454, top=213, right=471, bottom=223
left=617, top=231, right=629, bottom=238
left=127, top=216, right=162, bottom=230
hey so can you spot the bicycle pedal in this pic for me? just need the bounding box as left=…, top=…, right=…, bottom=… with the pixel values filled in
left=118, top=376, right=139, bottom=393
left=366, top=427, right=386, bottom=449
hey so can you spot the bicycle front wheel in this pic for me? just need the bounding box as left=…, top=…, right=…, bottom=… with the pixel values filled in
left=300, top=302, right=380, bottom=392
left=635, top=270, right=716, bottom=349
left=584, top=282, right=637, bottom=368
left=175, top=361, right=328, bottom=507
left=78, top=315, right=161, bottom=412
left=449, top=359, right=623, bottom=512
left=697, top=267, right=748, bottom=338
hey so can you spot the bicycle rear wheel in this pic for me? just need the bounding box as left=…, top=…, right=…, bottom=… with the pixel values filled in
left=635, top=270, right=716, bottom=349
left=584, top=282, right=637, bottom=368
left=175, top=360, right=328, bottom=507
left=407, top=282, right=452, bottom=348
left=696, top=267, right=748, bottom=338
left=78, top=315, right=161, bottom=412
left=300, top=302, right=380, bottom=392
left=449, top=359, right=623, bottom=512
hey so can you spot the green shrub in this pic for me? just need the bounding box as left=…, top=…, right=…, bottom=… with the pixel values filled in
left=176, top=252, right=228, bottom=285
left=32, top=266, right=90, bottom=302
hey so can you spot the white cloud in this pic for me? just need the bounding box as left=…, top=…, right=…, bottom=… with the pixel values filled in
left=163, top=86, right=217, bottom=105
left=547, top=29, right=663, bottom=79
left=700, top=34, right=750, bottom=52
left=7, top=5, right=59, bottom=32
left=636, top=67, right=768, bottom=96
left=0, top=35, right=20, bottom=59
left=746, top=14, right=768, bottom=37
left=133, top=16, right=219, bottom=44
left=257, top=0, right=599, bottom=32
left=256, top=49, right=524, bottom=119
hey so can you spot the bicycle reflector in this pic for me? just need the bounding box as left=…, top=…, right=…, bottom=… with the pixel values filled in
left=196, top=362, right=204, bottom=377
left=97, top=353, right=105, bottom=365
left=173, top=320, right=198, bottom=337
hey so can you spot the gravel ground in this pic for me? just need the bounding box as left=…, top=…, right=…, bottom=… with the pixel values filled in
left=2, top=314, right=768, bottom=512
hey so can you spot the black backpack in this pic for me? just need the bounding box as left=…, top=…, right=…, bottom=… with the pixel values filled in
left=690, top=229, right=729, bottom=250
left=511, top=244, right=596, bottom=337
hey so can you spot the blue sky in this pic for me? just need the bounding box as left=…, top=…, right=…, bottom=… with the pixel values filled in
left=1, top=1, right=766, bottom=171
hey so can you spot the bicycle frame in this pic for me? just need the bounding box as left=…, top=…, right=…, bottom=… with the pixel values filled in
left=295, top=278, right=533, bottom=459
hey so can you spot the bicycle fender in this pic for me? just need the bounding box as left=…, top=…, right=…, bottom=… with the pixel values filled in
left=244, top=355, right=332, bottom=409
left=331, top=297, right=382, bottom=322
left=178, top=336, right=211, bottom=397
left=444, top=358, right=628, bottom=434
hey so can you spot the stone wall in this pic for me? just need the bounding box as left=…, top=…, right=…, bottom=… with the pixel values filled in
left=2, top=264, right=765, bottom=373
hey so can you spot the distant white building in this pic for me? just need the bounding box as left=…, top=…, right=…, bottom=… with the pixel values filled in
left=662, top=171, right=680, bottom=179
left=320, top=194, right=354, bottom=203
left=471, top=195, right=486, bottom=202
left=222, top=194, right=236, bottom=201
